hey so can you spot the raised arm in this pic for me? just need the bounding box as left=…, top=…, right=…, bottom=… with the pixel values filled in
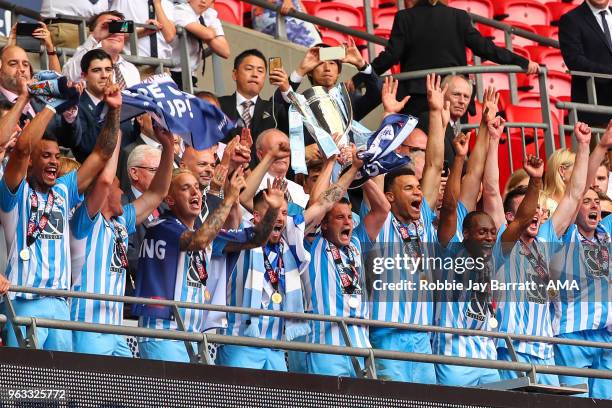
left=307, top=155, right=335, bottom=205
left=501, top=156, right=544, bottom=246
left=421, top=74, right=448, bottom=210
left=4, top=106, right=55, bottom=192
left=381, top=76, right=410, bottom=119
left=83, top=132, right=122, bottom=218
left=223, top=178, right=285, bottom=253
left=133, top=127, right=174, bottom=226
left=76, top=81, right=121, bottom=194
left=0, top=79, right=29, bottom=148
left=439, top=132, right=469, bottom=247
left=239, top=139, right=290, bottom=210
left=153, top=0, right=176, bottom=43
left=550, top=122, right=591, bottom=237
left=361, top=178, right=391, bottom=241
left=459, top=87, right=499, bottom=211
left=482, top=116, right=507, bottom=230
left=179, top=168, right=246, bottom=252
left=303, top=146, right=362, bottom=233
left=585, top=121, right=612, bottom=191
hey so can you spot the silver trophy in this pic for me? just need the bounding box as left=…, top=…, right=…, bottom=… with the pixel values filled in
left=288, top=84, right=353, bottom=159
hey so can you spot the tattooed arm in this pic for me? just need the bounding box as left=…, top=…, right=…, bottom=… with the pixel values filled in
left=77, top=82, right=122, bottom=194
left=303, top=146, right=363, bottom=234
left=223, top=178, right=285, bottom=253
left=179, top=168, right=246, bottom=252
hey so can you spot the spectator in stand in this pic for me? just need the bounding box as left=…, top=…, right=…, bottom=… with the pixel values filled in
left=219, top=49, right=290, bottom=164
left=593, top=156, right=610, bottom=193
left=62, top=11, right=141, bottom=88
left=543, top=148, right=575, bottom=214
left=170, top=0, right=230, bottom=90
left=180, top=145, right=223, bottom=225
left=67, top=49, right=136, bottom=163
left=6, top=23, right=61, bottom=73
left=0, top=45, right=78, bottom=138
left=559, top=0, right=612, bottom=126
left=286, top=41, right=382, bottom=157
left=252, top=0, right=321, bottom=47
left=370, top=0, right=539, bottom=116
left=118, top=113, right=160, bottom=192
left=40, top=0, right=110, bottom=49
left=196, top=90, right=221, bottom=107
left=110, top=0, right=176, bottom=77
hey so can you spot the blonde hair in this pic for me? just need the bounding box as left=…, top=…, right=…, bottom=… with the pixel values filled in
left=544, top=148, right=575, bottom=202
left=58, top=157, right=81, bottom=178
left=503, top=168, right=529, bottom=198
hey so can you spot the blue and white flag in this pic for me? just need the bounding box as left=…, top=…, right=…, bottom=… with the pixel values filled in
left=346, top=113, right=417, bottom=189
left=120, top=74, right=234, bottom=150
left=29, top=71, right=80, bottom=113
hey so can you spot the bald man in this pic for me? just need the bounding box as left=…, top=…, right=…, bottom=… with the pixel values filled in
left=180, top=145, right=223, bottom=226
left=0, top=46, right=77, bottom=142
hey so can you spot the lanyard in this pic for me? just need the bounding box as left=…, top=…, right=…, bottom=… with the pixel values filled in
left=579, top=230, right=610, bottom=275
left=262, top=241, right=284, bottom=292
left=26, top=190, right=56, bottom=247
left=520, top=240, right=549, bottom=282
left=191, top=250, right=208, bottom=286
left=328, top=241, right=359, bottom=293
left=391, top=216, right=422, bottom=256
left=110, top=219, right=129, bottom=269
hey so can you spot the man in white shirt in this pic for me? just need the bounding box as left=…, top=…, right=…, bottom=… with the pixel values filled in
left=41, top=0, right=110, bottom=49
left=110, top=0, right=176, bottom=62
left=62, top=10, right=141, bottom=88
left=170, top=0, right=230, bottom=90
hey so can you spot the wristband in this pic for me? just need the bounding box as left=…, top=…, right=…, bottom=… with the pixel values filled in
left=46, top=49, right=57, bottom=55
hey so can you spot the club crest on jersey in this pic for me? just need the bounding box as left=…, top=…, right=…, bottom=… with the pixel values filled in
left=39, top=207, right=64, bottom=240
left=186, top=252, right=203, bottom=288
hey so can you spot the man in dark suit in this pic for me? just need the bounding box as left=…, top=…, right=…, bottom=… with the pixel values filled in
left=559, top=0, right=612, bottom=125
left=0, top=45, right=78, bottom=143
left=219, top=49, right=289, bottom=165
left=370, top=0, right=539, bottom=116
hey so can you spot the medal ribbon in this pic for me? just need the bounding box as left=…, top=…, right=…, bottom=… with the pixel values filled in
left=262, top=242, right=284, bottom=293
left=391, top=216, right=422, bottom=259
left=579, top=231, right=610, bottom=275
left=520, top=240, right=549, bottom=282
left=26, top=190, right=56, bottom=247
left=111, top=219, right=129, bottom=269
left=328, top=242, right=359, bottom=294
left=192, top=250, right=208, bottom=286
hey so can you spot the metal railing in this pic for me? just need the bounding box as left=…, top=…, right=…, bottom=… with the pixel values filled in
left=3, top=285, right=611, bottom=387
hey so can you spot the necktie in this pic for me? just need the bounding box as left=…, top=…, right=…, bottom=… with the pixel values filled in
left=600, top=10, right=612, bottom=49
left=148, top=0, right=159, bottom=58
left=241, top=100, right=254, bottom=129
left=199, top=15, right=207, bottom=75
left=114, top=65, right=127, bottom=90
left=199, top=193, right=209, bottom=224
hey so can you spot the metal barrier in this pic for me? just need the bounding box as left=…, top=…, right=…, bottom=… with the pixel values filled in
left=2, top=285, right=611, bottom=390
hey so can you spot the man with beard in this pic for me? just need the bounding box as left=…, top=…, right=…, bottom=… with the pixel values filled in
left=551, top=121, right=612, bottom=399
left=482, top=120, right=592, bottom=386
left=69, top=124, right=174, bottom=356
left=133, top=167, right=246, bottom=362
left=214, top=147, right=367, bottom=371
left=180, top=145, right=222, bottom=224
left=0, top=79, right=121, bottom=351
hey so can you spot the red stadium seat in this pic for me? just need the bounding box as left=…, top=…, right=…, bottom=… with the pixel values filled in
left=494, top=0, right=551, bottom=26
left=214, top=1, right=243, bottom=25
left=370, top=8, right=397, bottom=30
left=324, top=0, right=380, bottom=8
left=480, top=62, right=513, bottom=92
left=477, top=21, right=538, bottom=47
left=494, top=42, right=531, bottom=60
left=318, top=27, right=350, bottom=44
left=523, top=70, right=571, bottom=99
left=532, top=24, right=559, bottom=40
left=546, top=2, right=578, bottom=24
left=498, top=135, right=545, bottom=190
left=302, top=2, right=364, bottom=26
left=321, top=36, right=343, bottom=46
left=497, top=90, right=565, bottom=125
left=525, top=46, right=567, bottom=72
left=447, top=0, right=494, bottom=19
